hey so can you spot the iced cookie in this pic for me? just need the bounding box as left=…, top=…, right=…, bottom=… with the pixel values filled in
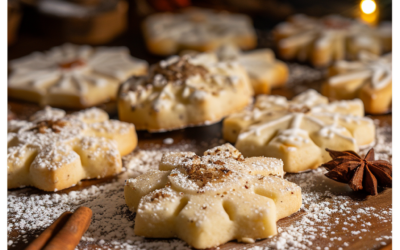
left=223, top=90, right=375, bottom=173
left=216, top=44, right=289, bottom=95
left=124, top=144, right=301, bottom=249
left=273, top=14, right=383, bottom=67
left=118, top=53, right=253, bottom=132
left=142, top=7, right=256, bottom=55
left=8, top=43, right=148, bottom=109
left=8, top=107, right=137, bottom=191
left=322, top=52, right=392, bottom=114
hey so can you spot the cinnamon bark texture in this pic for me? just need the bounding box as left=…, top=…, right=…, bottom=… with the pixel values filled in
left=322, top=148, right=392, bottom=195
left=25, top=206, right=92, bottom=250
left=24, top=211, right=72, bottom=250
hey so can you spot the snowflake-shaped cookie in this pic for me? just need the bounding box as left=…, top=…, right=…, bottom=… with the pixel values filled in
left=143, top=7, right=256, bottom=55
left=118, top=53, right=253, bottom=132
left=124, top=144, right=301, bottom=249
left=8, top=43, right=148, bottom=108
left=273, top=14, right=385, bottom=67
left=216, top=44, right=289, bottom=95
left=223, top=90, right=376, bottom=173
left=322, top=52, right=392, bottom=114
left=8, top=107, right=137, bottom=191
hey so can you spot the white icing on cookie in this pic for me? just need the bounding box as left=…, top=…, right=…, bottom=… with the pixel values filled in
left=274, top=14, right=384, bottom=66
left=8, top=44, right=148, bottom=106
left=329, top=52, right=392, bottom=90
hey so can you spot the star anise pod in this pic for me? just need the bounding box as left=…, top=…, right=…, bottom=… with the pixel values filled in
left=322, top=148, right=392, bottom=195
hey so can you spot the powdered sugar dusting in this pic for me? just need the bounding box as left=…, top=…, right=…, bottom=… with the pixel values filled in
left=7, top=125, right=391, bottom=249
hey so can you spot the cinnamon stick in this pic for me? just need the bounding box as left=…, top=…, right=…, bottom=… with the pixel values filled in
left=25, top=211, right=72, bottom=250
left=25, top=206, right=92, bottom=250
left=44, top=206, right=92, bottom=250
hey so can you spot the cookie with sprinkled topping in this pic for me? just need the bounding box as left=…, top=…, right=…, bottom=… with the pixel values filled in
left=322, top=52, right=392, bottom=114
left=124, top=144, right=301, bottom=249
left=223, top=90, right=375, bottom=173
left=273, top=14, right=384, bottom=67
left=142, top=7, right=256, bottom=56
left=118, top=53, right=253, bottom=132
left=8, top=44, right=148, bottom=109
left=8, top=107, right=137, bottom=191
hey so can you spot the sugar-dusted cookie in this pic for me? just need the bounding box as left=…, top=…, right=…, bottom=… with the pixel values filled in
left=216, top=44, right=289, bottom=95
left=118, top=53, right=253, bottom=132
left=223, top=90, right=375, bottom=173
left=8, top=44, right=148, bottom=109
left=273, top=14, right=384, bottom=67
left=322, top=52, right=392, bottom=114
left=124, top=144, right=301, bottom=249
left=8, top=107, right=137, bottom=191
left=142, top=8, right=256, bottom=56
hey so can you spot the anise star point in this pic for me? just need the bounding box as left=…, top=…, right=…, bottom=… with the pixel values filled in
left=322, top=148, right=392, bottom=196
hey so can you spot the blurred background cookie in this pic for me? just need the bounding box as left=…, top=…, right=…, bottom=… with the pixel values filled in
left=142, top=7, right=257, bottom=55
left=20, top=0, right=128, bottom=44
left=9, top=44, right=148, bottom=109
left=322, top=52, right=392, bottom=114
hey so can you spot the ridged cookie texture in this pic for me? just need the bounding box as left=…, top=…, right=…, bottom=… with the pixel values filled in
left=322, top=52, right=392, bottom=115
left=273, top=14, right=387, bottom=67
left=8, top=43, right=148, bottom=108
left=124, top=144, right=301, bottom=249
left=118, top=53, right=253, bottom=132
left=223, top=90, right=376, bottom=173
left=216, top=44, right=289, bottom=95
left=8, top=107, right=137, bottom=191
left=142, top=7, right=256, bottom=55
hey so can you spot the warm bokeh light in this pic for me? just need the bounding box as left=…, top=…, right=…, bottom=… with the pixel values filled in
left=361, top=0, right=377, bottom=14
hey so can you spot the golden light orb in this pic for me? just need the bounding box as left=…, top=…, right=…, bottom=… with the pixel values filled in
left=361, top=0, right=377, bottom=14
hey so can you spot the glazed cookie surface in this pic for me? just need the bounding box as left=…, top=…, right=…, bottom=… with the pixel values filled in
left=223, top=90, right=375, bottom=173
left=118, top=53, right=253, bottom=132
left=216, top=44, right=289, bottom=95
left=273, top=14, right=386, bottom=67
left=8, top=107, right=137, bottom=191
left=142, top=7, right=256, bottom=55
left=124, top=144, right=301, bottom=249
left=8, top=43, right=148, bottom=108
left=322, top=52, right=392, bottom=114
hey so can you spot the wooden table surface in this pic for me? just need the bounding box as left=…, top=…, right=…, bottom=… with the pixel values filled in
left=7, top=14, right=392, bottom=249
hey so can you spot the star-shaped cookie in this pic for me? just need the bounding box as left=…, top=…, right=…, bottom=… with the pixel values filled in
left=223, top=90, right=376, bottom=173
left=143, top=7, right=256, bottom=55
left=322, top=52, right=392, bottom=114
left=273, top=14, right=386, bottom=67
left=8, top=107, right=137, bottom=191
left=8, top=43, right=148, bottom=108
left=125, top=144, right=301, bottom=249
left=118, top=53, right=253, bottom=132
left=216, top=44, right=289, bottom=95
